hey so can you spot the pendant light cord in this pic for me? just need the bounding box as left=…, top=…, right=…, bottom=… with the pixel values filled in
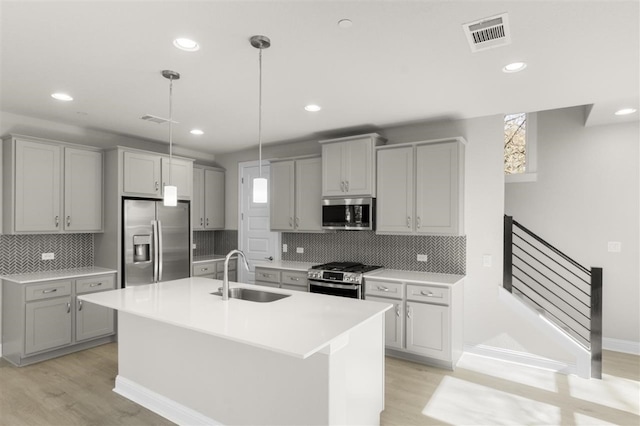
left=168, top=76, right=174, bottom=185
left=258, top=47, right=263, bottom=178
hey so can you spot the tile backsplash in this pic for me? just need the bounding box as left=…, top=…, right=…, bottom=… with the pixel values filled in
left=282, top=232, right=466, bottom=274
left=193, top=230, right=238, bottom=257
left=0, top=234, right=94, bottom=276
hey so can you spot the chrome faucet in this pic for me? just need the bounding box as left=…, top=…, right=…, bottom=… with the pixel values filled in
left=222, top=249, right=250, bottom=301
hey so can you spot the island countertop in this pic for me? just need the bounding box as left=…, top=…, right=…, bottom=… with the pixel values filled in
left=79, top=277, right=391, bottom=359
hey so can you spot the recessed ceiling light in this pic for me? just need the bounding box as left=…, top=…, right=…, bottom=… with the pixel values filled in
left=614, top=108, right=637, bottom=116
left=51, top=93, right=73, bottom=101
left=304, top=104, right=322, bottom=112
left=190, top=129, right=204, bottom=135
left=173, top=38, right=200, bottom=52
left=502, top=62, right=527, bottom=73
left=338, top=19, right=353, bottom=28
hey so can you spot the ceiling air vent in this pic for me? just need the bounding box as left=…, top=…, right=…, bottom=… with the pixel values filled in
left=140, top=114, right=178, bottom=124
left=463, top=13, right=511, bottom=52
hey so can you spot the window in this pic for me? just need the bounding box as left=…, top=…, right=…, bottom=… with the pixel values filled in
left=504, top=112, right=537, bottom=182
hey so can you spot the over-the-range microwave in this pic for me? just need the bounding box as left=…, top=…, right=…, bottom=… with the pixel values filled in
left=322, top=197, right=375, bottom=230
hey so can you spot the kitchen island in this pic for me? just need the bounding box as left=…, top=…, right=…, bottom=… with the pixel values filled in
left=79, top=277, right=391, bottom=425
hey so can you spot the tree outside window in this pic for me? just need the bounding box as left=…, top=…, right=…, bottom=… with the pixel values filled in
left=504, top=112, right=527, bottom=174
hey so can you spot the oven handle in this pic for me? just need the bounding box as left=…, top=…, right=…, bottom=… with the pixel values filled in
left=308, top=280, right=359, bottom=291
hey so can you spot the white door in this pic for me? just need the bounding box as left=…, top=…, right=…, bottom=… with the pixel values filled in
left=238, top=161, right=280, bottom=284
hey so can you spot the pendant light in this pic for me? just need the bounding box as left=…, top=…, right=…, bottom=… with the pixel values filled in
left=251, top=35, right=270, bottom=204
left=162, top=69, right=180, bottom=206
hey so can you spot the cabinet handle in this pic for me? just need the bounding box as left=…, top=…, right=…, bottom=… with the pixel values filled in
left=290, top=277, right=300, bottom=281
left=42, top=288, right=58, bottom=294
left=55, top=216, right=60, bottom=227
left=200, top=218, right=204, bottom=226
left=345, top=181, right=349, bottom=192
left=416, top=216, right=421, bottom=229
left=376, top=285, right=389, bottom=292
left=420, top=290, right=440, bottom=298
left=340, top=181, right=345, bottom=192
left=395, top=304, right=401, bottom=317
left=295, top=217, right=299, bottom=228
left=89, top=282, right=102, bottom=288
left=206, top=218, right=209, bottom=226
left=406, top=305, right=412, bottom=319
left=155, top=181, right=159, bottom=191
left=201, top=267, right=209, bottom=272
left=66, top=302, right=71, bottom=313
left=66, top=216, right=71, bottom=227
left=407, top=216, right=411, bottom=228
left=78, top=300, right=83, bottom=311
left=289, top=217, right=293, bottom=227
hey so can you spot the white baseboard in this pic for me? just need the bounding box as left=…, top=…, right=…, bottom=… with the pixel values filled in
left=603, top=337, right=640, bottom=355
left=114, top=375, right=220, bottom=426
left=464, top=343, right=578, bottom=376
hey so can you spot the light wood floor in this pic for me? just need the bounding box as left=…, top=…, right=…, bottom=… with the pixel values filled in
left=1, top=343, right=638, bottom=425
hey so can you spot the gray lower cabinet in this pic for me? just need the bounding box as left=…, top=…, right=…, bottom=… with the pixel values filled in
left=192, top=259, right=237, bottom=281
left=365, top=278, right=463, bottom=369
left=2, top=273, right=117, bottom=366
left=254, top=267, right=308, bottom=291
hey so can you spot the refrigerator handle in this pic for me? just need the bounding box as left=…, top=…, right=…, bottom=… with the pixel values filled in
left=157, top=220, right=164, bottom=282
left=152, top=220, right=159, bottom=283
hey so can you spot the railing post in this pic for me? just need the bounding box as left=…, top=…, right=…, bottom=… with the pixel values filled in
left=503, top=215, right=513, bottom=292
left=590, top=267, right=603, bottom=379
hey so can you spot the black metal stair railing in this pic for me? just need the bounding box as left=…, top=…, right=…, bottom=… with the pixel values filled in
left=503, top=215, right=603, bottom=379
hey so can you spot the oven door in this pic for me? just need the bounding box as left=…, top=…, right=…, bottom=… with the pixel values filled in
left=308, top=279, right=362, bottom=299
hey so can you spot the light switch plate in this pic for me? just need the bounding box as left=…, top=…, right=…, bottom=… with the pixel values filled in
left=192, top=243, right=197, bottom=249
left=607, top=241, right=621, bottom=252
left=283, top=244, right=288, bottom=253
left=296, top=247, right=304, bottom=254
left=482, top=254, right=492, bottom=267
left=417, top=254, right=428, bottom=262
left=42, top=252, right=55, bottom=260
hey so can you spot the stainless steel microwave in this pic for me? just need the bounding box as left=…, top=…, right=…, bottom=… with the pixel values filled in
left=322, top=198, right=375, bottom=230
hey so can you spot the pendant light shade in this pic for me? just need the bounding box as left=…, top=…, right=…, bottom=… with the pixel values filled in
left=251, top=35, right=270, bottom=204
left=162, top=69, right=180, bottom=206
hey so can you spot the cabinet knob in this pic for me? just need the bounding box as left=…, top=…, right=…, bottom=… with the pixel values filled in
left=377, top=286, right=389, bottom=292
left=295, top=217, right=300, bottom=228
left=55, top=216, right=60, bottom=227
left=200, top=218, right=204, bottom=226
left=155, top=181, right=159, bottom=191
left=416, top=216, right=421, bottom=229
left=66, top=216, right=71, bottom=227
left=407, top=216, right=411, bottom=228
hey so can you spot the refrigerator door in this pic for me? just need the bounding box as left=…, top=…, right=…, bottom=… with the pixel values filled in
left=124, top=199, right=156, bottom=287
left=156, top=200, right=190, bottom=282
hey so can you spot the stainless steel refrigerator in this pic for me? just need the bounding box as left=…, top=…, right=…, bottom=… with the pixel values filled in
left=123, top=198, right=190, bottom=287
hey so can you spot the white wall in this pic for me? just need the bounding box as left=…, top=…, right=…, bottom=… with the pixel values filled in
left=505, top=106, right=640, bottom=347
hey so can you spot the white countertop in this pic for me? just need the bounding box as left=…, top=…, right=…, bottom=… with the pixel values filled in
left=192, top=255, right=227, bottom=264
left=1, top=267, right=117, bottom=284
left=79, top=277, right=391, bottom=359
left=364, top=269, right=464, bottom=286
left=253, top=260, right=318, bottom=271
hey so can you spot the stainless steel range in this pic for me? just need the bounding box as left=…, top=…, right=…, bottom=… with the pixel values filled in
left=307, top=262, right=383, bottom=299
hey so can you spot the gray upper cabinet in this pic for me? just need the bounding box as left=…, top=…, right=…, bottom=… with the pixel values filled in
left=320, top=134, right=385, bottom=197
left=376, top=138, right=465, bottom=236
left=193, top=166, right=225, bottom=230
left=2, top=136, right=103, bottom=234
left=122, top=150, right=192, bottom=199
left=270, top=157, right=322, bottom=232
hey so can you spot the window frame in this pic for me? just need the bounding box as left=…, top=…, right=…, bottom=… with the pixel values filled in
left=505, top=112, right=538, bottom=183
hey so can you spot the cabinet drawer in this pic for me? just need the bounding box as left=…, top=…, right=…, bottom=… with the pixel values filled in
left=193, top=262, right=216, bottom=277
left=406, top=284, right=450, bottom=305
left=254, top=268, right=281, bottom=284
left=281, top=271, right=307, bottom=287
left=365, top=280, right=404, bottom=299
left=25, top=281, right=72, bottom=301
left=217, top=259, right=237, bottom=272
left=75, top=275, right=116, bottom=294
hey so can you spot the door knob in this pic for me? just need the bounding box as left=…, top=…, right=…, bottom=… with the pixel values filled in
left=265, top=256, right=274, bottom=261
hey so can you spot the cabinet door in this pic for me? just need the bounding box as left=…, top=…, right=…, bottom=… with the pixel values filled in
left=376, top=147, right=414, bottom=233
left=64, top=148, right=103, bottom=232
left=415, top=142, right=462, bottom=235
left=14, top=140, right=61, bottom=232
left=406, top=301, right=450, bottom=360
left=367, top=296, right=404, bottom=349
left=76, top=297, right=115, bottom=342
left=343, top=137, right=374, bottom=196
left=321, top=143, right=346, bottom=196
left=204, top=169, right=225, bottom=229
left=162, top=157, right=192, bottom=199
left=270, top=161, right=295, bottom=230
left=295, top=158, right=322, bottom=231
left=123, top=151, right=161, bottom=196
left=192, top=168, right=205, bottom=229
left=25, top=297, right=72, bottom=354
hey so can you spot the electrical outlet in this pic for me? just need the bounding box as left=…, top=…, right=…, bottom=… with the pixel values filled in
left=192, top=243, right=197, bottom=249
left=417, top=254, right=428, bottom=262
left=296, top=247, right=304, bottom=254
left=482, top=254, right=493, bottom=267
left=607, top=241, right=622, bottom=252
left=283, top=244, right=288, bottom=253
left=41, top=253, right=55, bottom=260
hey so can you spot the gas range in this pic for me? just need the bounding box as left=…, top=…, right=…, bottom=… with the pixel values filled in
left=307, top=262, right=383, bottom=299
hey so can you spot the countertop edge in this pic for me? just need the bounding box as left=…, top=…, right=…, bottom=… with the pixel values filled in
left=364, top=269, right=465, bottom=286
left=1, top=267, right=118, bottom=284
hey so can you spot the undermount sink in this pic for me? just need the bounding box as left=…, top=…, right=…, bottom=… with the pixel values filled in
left=212, top=287, right=290, bottom=303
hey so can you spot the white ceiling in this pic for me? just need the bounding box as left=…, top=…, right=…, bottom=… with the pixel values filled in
left=1, top=1, right=638, bottom=155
